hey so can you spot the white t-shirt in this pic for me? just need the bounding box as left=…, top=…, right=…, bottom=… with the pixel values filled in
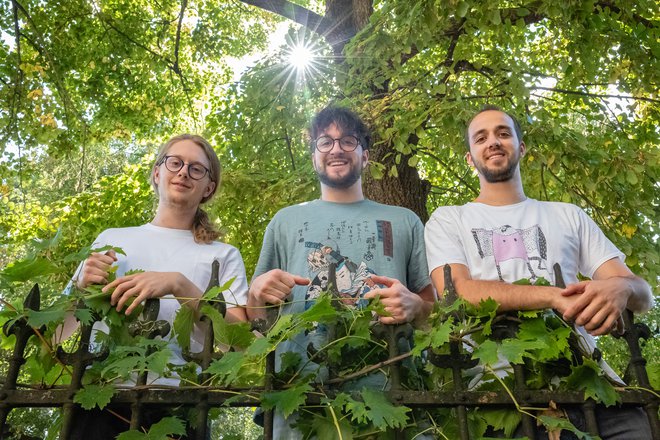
left=72, top=223, right=249, bottom=384
left=425, top=199, right=625, bottom=384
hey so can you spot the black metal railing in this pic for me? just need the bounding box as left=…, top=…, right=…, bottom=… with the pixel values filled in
left=0, top=263, right=658, bottom=439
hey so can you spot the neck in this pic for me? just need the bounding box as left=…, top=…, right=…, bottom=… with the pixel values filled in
left=320, top=180, right=365, bottom=203
left=474, top=175, right=527, bottom=206
left=151, top=202, right=197, bottom=230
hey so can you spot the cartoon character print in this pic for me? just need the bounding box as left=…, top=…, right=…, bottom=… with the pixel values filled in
left=304, top=241, right=378, bottom=310
left=471, top=224, right=548, bottom=281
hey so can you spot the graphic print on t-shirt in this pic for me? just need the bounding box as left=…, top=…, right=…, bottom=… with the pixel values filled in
left=301, top=219, right=393, bottom=309
left=471, top=224, right=548, bottom=281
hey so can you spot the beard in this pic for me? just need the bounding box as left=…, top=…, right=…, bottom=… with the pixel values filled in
left=316, top=159, right=363, bottom=189
left=473, top=150, right=521, bottom=183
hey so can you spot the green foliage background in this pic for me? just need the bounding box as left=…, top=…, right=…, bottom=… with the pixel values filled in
left=0, top=0, right=658, bottom=437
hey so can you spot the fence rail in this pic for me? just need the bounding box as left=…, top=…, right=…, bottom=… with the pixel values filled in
left=1, top=263, right=658, bottom=439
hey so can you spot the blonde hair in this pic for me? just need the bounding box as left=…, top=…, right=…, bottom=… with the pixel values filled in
left=151, top=134, right=222, bottom=244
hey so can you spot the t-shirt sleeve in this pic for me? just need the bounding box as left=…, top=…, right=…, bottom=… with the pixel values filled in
left=576, top=207, right=625, bottom=278
left=407, top=215, right=431, bottom=294
left=252, top=219, right=281, bottom=280
left=219, top=246, right=249, bottom=307
left=424, top=207, right=468, bottom=274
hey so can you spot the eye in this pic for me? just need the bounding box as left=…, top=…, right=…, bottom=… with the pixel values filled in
left=189, top=164, right=206, bottom=176
left=316, top=136, right=333, bottom=149
left=341, top=136, right=358, bottom=148
left=168, top=157, right=183, bottom=167
left=499, top=130, right=511, bottom=137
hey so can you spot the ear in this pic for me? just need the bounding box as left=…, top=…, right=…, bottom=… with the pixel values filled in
left=203, top=181, right=216, bottom=198
left=519, top=141, right=526, bottom=157
left=311, top=152, right=319, bottom=170
left=361, top=149, right=369, bottom=169
left=153, top=166, right=161, bottom=186
left=465, top=151, right=475, bottom=168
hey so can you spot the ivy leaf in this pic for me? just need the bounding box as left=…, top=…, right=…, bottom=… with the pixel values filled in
left=564, top=358, right=620, bottom=406
left=1, top=257, right=60, bottom=282
left=173, top=305, right=195, bottom=351
left=262, top=380, right=313, bottom=418
left=361, top=388, right=410, bottom=430
left=25, top=304, right=67, bottom=328
left=73, top=384, right=116, bottom=410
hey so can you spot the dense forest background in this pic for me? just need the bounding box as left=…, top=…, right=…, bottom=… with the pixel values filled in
left=0, top=0, right=658, bottom=437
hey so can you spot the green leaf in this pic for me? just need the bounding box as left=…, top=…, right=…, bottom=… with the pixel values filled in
left=116, top=416, right=186, bottom=440
left=202, top=276, right=236, bottom=301
left=74, top=308, right=94, bottom=326
left=564, top=358, right=620, bottom=406
left=199, top=304, right=255, bottom=348
left=361, top=388, right=410, bottom=430
left=472, top=339, right=500, bottom=366
left=299, top=294, right=337, bottom=324
left=1, top=257, right=60, bottom=282
left=480, top=408, right=521, bottom=437
left=489, top=9, right=501, bottom=25
left=206, top=351, right=246, bottom=384
left=173, top=305, right=195, bottom=351
left=538, top=415, right=597, bottom=439
left=311, top=410, right=353, bottom=440
left=26, top=304, right=67, bottom=328
left=457, top=1, right=469, bottom=18
left=73, top=384, right=116, bottom=410
left=499, top=338, right=547, bottom=364
left=262, top=380, right=313, bottom=418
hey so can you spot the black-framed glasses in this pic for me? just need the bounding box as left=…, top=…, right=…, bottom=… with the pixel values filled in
left=160, top=155, right=210, bottom=180
left=313, top=135, right=361, bottom=153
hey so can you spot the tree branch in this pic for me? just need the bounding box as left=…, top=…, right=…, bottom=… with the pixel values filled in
left=531, top=86, right=660, bottom=104
left=239, top=0, right=332, bottom=37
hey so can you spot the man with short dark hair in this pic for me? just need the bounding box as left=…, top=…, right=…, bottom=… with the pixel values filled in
left=425, top=105, right=653, bottom=438
left=247, top=105, right=435, bottom=437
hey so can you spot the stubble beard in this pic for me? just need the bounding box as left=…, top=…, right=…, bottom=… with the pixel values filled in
left=475, top=152, right=520, bottom=183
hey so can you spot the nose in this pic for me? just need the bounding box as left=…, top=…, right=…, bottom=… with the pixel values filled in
left=328, top=139, right=343, bottom=154
left=177, top=164, right=190, bottom=178
left=487, top=132, right=501, bottom=148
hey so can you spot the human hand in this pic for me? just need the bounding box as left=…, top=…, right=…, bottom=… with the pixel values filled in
left=76, top=250, right=117, bottom=289
left=103, top=271, right=182, bottom=315
left=364, top=275, right=422, bottom=324
left=248, top=269, right=309, bottom=308
left=559, top=279, right=630, bottom=336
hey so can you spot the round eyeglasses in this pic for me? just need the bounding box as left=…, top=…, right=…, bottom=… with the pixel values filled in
left=160, top=155, right=210, bottom=180
left=313, top=135, right=361, bottom=153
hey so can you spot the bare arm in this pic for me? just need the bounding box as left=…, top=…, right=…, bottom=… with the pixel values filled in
left=430, top=263, right=571, bottom=312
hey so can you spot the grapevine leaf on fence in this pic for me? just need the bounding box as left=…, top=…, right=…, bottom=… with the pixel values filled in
left=361, top=388, right=410, bottom=430
left=201, top=276, right=236, bottom=301
left=538, top=415, right=597, bottom=440
left=564, top=358, right=620, bottom=406
left=413, top=319, right=452, bottom=356
left=199, top=304, right=255, bottom=348
left=1, top=257, right=60, bottom=282
left=479, top=408, right=522, bottom=438
left=73, top=383, right=116, bottom=410
left=262, top=380, right=313, bottom=418
left=116, top=416, right=186, bottom=440
left=25, top=303, right=68, bottom=328
left=173, top=305, right=195, bottom=351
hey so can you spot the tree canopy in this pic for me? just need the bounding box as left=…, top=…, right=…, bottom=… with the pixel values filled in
left=0, top=0, right=658, bottom=437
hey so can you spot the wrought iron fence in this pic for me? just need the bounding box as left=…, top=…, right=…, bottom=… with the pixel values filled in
left=0, top=263, right=658, bottom=439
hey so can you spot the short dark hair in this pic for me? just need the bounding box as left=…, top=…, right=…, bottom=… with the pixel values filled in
left=309, top=105, right=371, bottom=152
left=464, top=105, right=523, bottom=149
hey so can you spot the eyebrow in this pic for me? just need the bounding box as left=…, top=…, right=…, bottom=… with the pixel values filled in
left=471, top=125, right=512, bottom=140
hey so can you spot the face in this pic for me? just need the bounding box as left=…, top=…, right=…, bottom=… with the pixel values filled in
left=153, top=139, right=216, bottom=207
left=312, top=123, right=368, bottom=189
left=466, top=110, right=525, bottom=183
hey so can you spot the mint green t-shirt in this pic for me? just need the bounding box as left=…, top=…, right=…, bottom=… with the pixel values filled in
left=254, top=199, right=430, bottom=365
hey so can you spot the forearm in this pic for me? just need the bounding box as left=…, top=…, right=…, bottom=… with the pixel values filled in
left=171, top=274, right=203, bottom=310
left=246, top=294, right=268, bottom=321
left=453, top=278, right=563, bottom=312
